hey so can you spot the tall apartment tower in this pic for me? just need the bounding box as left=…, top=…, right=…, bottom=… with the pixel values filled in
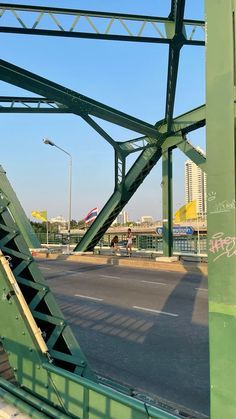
left=185, top=152, right=207, bottom=216
left=116, top=210, right=129, bottom=224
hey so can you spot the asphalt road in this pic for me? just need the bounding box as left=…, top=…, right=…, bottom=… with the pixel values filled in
left=37, top=259, right=209, bottom=417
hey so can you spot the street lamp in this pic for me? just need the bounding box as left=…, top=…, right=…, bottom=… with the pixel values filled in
left=43, top=138, right=72, bottom=254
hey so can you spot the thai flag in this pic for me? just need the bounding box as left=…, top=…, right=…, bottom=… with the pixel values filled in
left=84, top=207, right=98, bottom=224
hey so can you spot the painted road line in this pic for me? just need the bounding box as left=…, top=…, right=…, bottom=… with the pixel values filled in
left=99, top=275, right=121, bottom=280
left=39, top=266, right=51, bottom=270
left=75, top=294, right=103, bottom=301
left=65, top=270, right=83, bottom=275
left=141, top=280, right=167, bottom=286
left=195, top=288, right=208, bottom=292
left=133, top=305, right=178, bottom=317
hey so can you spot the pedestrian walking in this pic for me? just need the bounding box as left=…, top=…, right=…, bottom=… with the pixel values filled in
left=126, top=228, right=133, bottom=256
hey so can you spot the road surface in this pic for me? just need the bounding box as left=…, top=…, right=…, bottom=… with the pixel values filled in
left=37, top=258, right=209, bottom=417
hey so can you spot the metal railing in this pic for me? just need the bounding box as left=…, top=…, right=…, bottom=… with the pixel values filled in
left=36, top=232, right=207, bottom=255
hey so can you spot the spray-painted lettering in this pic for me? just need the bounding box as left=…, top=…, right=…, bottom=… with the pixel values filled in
left=210, top=199, right=236, bottom=214
left=209, top=232, right=236, bottom=261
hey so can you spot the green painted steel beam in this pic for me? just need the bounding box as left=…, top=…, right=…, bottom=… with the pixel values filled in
left=82, top=114, right=119, bottom=150
left=42, top=362, right=179, bottom=419
left=0, top=3, right=204, bottom=45
left=206, top=1, right=236, bottom=417
left=0, top=185, right=179, bottom=418
left=0, top=386, right=48, bottom=418
left=165, top=0, right=186, bottom=132
left=75, top=145, right=162, bottom=251
left=177, top=136, right=206, bottom=172
left=0, top=57, right=205, bottom=256
left=0, top=250, right=177, bottom=418
left=0, top=165, right=41, bottom=249
left=169, top=0, right=177, bottom=20
left=162, top=148, right=173, bottom=257
left=0, top=59, right=158, bottom=138
left=159, top=104, right=206, bottom=135
left=75, top=105, right=204, bottom=251
left=0, top=190, right=96, bottom=387
left=118, top=135, right=155, bottom=155
left=0, top=96, right=69, bottom=113
left=162, top=135, right=206, bottom=171
left=0, top=378, right=70, bottom=418
left=0, top=97, right=206, bottom=135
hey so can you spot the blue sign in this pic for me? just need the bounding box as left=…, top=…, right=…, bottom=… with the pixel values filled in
left=156, top=226, right=194, bottom=236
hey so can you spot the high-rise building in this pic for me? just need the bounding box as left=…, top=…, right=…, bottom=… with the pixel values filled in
left=185, top=151, right=207, bottom=216
left=113, top=210, right=129, bottom=225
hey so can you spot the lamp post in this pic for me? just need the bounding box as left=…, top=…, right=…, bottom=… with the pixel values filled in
left=43, top=138, right=72, bottom=254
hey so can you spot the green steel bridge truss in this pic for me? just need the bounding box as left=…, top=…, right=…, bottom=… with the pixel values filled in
left=0, top=0, right=235, bottom=418
left=0, top=0, right=206, bottom=255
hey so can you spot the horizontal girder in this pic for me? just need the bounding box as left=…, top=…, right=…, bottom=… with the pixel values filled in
left=0, top=3, right=205, bottom=45
left=0, top=96, right=69, bottom=112
left=0, top=93, right=206, bottom=157
left=0, top=59, right=158, bottom=138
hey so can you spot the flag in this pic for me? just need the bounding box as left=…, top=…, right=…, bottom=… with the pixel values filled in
left=174, top=200, right=197, bottom=223
left=84, top=207, right=98, bottom=224
left=31, top=211, right=47, bottom=222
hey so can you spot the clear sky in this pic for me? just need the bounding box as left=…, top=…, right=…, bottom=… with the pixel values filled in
left=1, top=0, right=205, bottom=222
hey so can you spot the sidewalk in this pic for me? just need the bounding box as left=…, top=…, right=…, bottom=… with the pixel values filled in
left=33, top=247, right=207, bottom=276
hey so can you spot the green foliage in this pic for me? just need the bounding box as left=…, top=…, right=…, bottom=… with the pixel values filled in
left=77, top=219, right=86, bottom=229
left=30, top=221, right=46, bottom=233
left=71, top=219, right=78, bottom=228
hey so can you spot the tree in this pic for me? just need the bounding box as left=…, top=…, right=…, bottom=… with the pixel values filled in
left=30, top=221, right=46, bottom=233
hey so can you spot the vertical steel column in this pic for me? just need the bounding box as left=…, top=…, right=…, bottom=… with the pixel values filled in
left=162, top=148, right=173, bottom=257
left=206, top=0, right=236, bottom=417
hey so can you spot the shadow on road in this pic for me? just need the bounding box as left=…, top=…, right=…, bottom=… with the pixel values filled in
left=51, top=264, right=209, bottom=418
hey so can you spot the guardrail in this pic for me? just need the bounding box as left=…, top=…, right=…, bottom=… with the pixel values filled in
left=36, top=232, right=207, bottom=255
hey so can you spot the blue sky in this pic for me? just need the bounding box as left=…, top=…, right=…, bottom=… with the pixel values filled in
left=1, top=0, right=205, bottom=221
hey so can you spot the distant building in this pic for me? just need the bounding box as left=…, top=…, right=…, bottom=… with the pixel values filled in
left=113, top=211, right=129, bottom=225
left=50, top=215, right=66, bottom=223
left=50, top=216, right=67, bottom=228
left=141, top=215, right=154, bottom=224
left=185, top=150, right=207, bottom=216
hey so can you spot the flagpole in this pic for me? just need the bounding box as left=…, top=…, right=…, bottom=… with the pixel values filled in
left=197, top=214, right=200, bottom=255
left=46, top=219, right=49, bottom=246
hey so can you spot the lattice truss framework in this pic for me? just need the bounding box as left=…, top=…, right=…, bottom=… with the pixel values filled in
left=0, top=0, right=206, bottom=252
left=0, top=2, right=204, bottom=44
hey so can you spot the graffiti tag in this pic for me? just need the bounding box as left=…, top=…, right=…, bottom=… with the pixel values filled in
left=210, top=199, right=236, bottom=214
left=209, top=232, right=236, bottom=262
left=207, top=191, right=216, bottom=202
